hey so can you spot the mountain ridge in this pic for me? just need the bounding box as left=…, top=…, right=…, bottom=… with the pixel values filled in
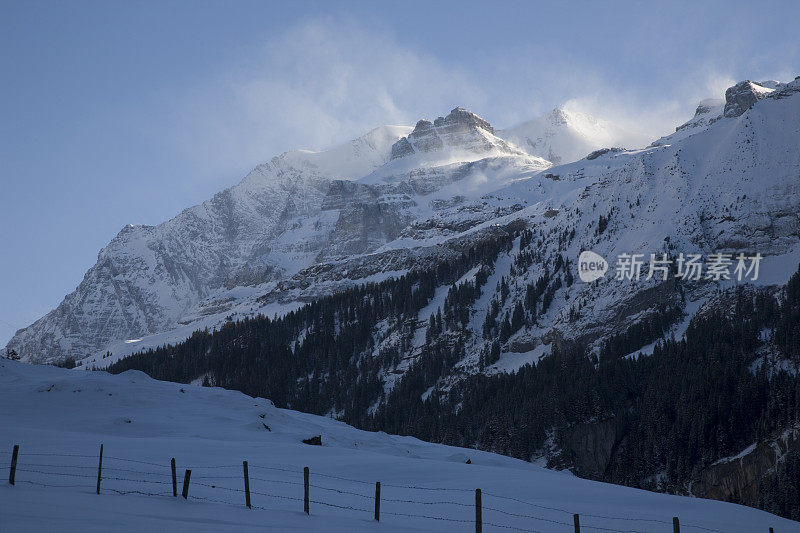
left=8, top=77, right=800, bottom=368
left=7, top=104, right=624, bottom=364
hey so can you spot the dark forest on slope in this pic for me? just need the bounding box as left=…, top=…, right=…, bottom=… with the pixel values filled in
left=107, top=232, right=800, bottom=520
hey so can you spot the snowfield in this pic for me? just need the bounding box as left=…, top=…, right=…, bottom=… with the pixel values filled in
left=1, top=360, right=796, bottom=532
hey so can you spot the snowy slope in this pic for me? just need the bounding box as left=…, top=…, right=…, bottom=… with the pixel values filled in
left=652, top=98, right=725, bottom=146
left=442, top=76, right=800, bottom=376
left=497, top=106, right=651, bottom=164
left=1, top=359, right=795, bottom=533
left=281, top=124, right=414, bottom=178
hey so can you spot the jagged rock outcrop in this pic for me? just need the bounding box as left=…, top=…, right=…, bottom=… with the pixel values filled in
left=585, top=147, right=624, bottom=160
left=558, top=419, right=620, bottom=477
left=322, top=183, right=416, bottom=258
left=679, top=98, right=724, bottom=130
left=691, top=427, right=800, bottom=505
left=390, top=107, right=523, bottom=160
left=724, top=80, right=774, bottom=117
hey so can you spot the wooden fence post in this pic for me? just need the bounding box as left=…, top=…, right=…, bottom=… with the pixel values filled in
left=171, top=458, right=177, bottom=497
left=673, top=516, right=680, bottom=533
left=374, top=481, right=380, bottom=521
left=182, top=469, right=192, bottom=499
left=9, top=445, right=19, bottom=485
left=574, top=513, right=581, bottom=532
left=475, top=488, right=482, bottom=533
left=243, top=461, right=251, bottom=508
left=304, top=466, right=310, bottom=514
left=96, top=444, right=103, bottom=494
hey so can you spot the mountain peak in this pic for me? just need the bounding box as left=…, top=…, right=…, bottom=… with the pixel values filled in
left=407, top=107, right=494, bottom=138
left=389, top=107, right=519, bottom=160
left=435, top=107, right=494, bottom=134
left=724, top=80, right=775, bottom=117
left=498, top=106, right=650, bottom=165
left=544, top=106, right=594, bottom=126
left=693, top=98, right=725, bottom=117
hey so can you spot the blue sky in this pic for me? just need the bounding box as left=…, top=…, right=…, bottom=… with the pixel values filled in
left=1, top=0, right=798, bottom=347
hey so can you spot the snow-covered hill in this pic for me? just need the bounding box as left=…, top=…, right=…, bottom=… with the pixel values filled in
left=1, top=359, right=794, bottom=532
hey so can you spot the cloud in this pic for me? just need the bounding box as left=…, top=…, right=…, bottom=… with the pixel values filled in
left=169, top=16, right=799, bottom=187
left=557, top=70, right=741, bottom=143
left=173, top=19, right=486, bottom=182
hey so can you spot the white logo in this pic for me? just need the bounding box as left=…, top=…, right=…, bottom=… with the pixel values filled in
left=578, top=251, right=608, bottom=282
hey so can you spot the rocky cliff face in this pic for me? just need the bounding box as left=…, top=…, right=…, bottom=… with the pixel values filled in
left=691, top=427, right=800, bottom=505
left=556, top=419, right=620, bottom=477
left=7, top=160, right=336, bottom=362
left=390, top=107, right=524, bottom=160
left=723, top=80, right=775, bottom=117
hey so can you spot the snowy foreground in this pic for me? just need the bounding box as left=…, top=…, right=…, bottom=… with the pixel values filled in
left=0, top=360, right=796, bottom=533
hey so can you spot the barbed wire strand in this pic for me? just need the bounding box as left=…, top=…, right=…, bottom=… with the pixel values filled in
left=15, top=479, right=90, bottom=489
left=16, top=462, right=96, bottom=469
left=18, top=452, right=96, bottom=458
left=382, top=509, right=472, bottom=523
left=104, top=456, right=166, bottom=468
left=483, top=521, right=544, bottom=533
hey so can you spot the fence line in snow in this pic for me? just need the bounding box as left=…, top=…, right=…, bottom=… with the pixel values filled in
left=3, top=444, right=779, bottom=533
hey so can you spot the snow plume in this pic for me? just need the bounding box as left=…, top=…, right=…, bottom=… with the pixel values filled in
left=172, top=16, right=797, bottom=185
left=552, top=70, right=740, bottom=145
left=175, top=18, right=486, bottom=181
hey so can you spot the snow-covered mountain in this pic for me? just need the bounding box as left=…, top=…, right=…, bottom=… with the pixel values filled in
left=1, top=358, right=794, bottom=532
left=5, top=124, right=410, bottom=364
left=7, top=76, right=800, bottom=373
left=497, top=106, right=651, bottom=164
left=7, top=108, right=551, bottom=364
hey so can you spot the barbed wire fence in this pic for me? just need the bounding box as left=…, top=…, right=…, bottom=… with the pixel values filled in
left=2, top=444, right=779, bottom=532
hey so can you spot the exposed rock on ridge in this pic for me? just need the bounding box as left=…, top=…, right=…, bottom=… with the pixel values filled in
left=390, top=107, right=523, bottom=160
left=724, top=81, right=774, bottom=117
